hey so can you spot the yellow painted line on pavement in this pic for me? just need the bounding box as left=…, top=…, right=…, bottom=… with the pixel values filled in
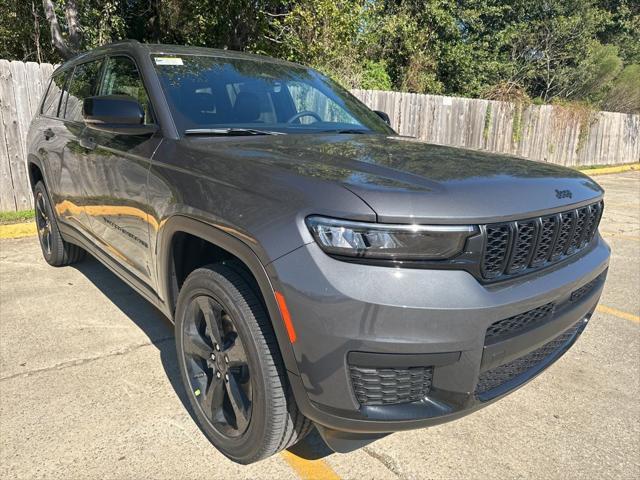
left=281, top=450, right=341, bottom=480
left=0, top=221, right=36, bottom=239
left=578, top=163, right=640, bottom=176
left=597, top=305, right=640, bottom=324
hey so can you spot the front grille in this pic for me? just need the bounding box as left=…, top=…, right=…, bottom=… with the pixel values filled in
left=476, top=322, right=581, bottom=395
left=350, top=365, right=433, bottom=406
left=481, top=201, right=603, bottom=281
left=486, top=303, right=555, bottom=342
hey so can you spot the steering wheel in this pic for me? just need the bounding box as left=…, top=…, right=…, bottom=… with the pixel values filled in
left=287, top=111, right=323, bottom=124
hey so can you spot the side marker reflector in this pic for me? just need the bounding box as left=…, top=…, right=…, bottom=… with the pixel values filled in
left=275, top=291, right=297, bottom=343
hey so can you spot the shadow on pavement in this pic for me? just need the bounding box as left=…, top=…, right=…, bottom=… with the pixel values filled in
left=287, top=428, right=334, bottom=460
left=70, top=257, right=196, bottom=425
left=71, top=256, right=335, bottom=460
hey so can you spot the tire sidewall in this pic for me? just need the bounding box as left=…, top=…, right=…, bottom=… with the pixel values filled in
left=175, top=268, right=273, bottom=462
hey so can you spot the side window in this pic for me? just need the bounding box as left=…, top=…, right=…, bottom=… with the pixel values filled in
left=41, top=71, right=68, bottom=117
left=99, top=57, right=153, bottom=124
left=64, top=60, right=103, bottom=122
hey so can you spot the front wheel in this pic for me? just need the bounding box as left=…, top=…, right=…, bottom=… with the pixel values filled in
left=175, top=264, right=311, bottom=464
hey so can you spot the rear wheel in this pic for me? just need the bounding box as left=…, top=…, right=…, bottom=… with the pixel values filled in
left=33, top=181, right=85, bottom=266
left=175, top=264, right=311, bottom=464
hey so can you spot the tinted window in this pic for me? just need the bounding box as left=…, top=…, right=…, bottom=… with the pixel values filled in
left=99, top=56, right=153, bottom=124
left=41, top=71, right=68, bottom=117
left=152, top=55, right=392, bottom=135
left=64, top=60, right=103, bottom=121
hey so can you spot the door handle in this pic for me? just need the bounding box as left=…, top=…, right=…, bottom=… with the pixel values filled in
left=80, top=136, right=97, bottom=150
left=43, top=128, right=55, bottom=140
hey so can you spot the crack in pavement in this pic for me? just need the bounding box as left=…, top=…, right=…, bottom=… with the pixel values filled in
left=0, top=336, right=174, bottom=382
left=363, top=446, right=404, bottom=478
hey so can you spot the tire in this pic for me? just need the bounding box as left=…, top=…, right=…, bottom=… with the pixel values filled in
left=175, top=264, right=312, bottom=464
left=33, top=181, right=85, bottom=267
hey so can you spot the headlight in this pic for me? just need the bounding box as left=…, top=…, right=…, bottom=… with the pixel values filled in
left=306, top=216, right=477, bottom=260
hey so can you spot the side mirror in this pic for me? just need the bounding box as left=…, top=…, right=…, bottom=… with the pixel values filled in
left=83, top=95, right=157, bottom=135
left=374, top=110, right=391, bottom=125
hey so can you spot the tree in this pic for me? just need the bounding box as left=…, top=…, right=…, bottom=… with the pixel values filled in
left=601, top=64, right=640, bottom=113
left=42, top=0, right=77, bottom=59
left=0, top=0, right=636, bottom=113
left=267, top=0, right=367, bottom=87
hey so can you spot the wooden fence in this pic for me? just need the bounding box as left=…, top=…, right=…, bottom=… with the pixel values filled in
left=352, top=89, right=640, bottom=168
left=0, top=60, right=638, bottom=212
left=0, top=60, right=55, bottom=212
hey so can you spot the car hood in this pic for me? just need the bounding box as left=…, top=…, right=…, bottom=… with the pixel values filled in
left=183, top=133, right=604, bottom=224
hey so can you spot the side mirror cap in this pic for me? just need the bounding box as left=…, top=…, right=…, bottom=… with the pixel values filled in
left=83, top=95, right=157, bottom=135
left=373, top=110, right=391, bottom=125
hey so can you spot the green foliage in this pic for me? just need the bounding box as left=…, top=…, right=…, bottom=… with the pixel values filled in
left=0, top=0, right=637, bottom=113
left=483, top=103, right=492, bottom=141
left=551, top=99, right=596, bottom=152
left=0, top=209, right=35, bottom=224
left=361, top=61, right=392, bottom=91
left=601, top=64, right=640, bottom=113
left=267, top=0, right=366, bottom=88
left=512, top=103, right=524, bottom=144
left=569, top=42, right=623, bottom=102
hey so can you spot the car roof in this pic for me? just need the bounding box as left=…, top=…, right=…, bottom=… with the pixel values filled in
left=53, top=40, right=304, bottom=74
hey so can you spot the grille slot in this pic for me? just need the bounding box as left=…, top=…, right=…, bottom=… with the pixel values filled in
left=480, top=201, right=603, bottom=281
left=582, top=202, right=602, bottom=245
left=531, top=216, right=557, bottom=266
left=568, top=207, right=589, bottom=253
left=551, top=211, right=576, bottom=259
left=486, top=303, right=555, bottom=342
left=570, top=272, right=604, bottom=302
left=507, top=221, right=537, bottom=273
left=476, top=322, right=581, bottom=395
left=350, top=365, right=433, bottom=406
left=481, top=225, right=511, bottom=278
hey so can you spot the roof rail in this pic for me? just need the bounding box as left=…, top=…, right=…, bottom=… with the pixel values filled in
left=56, top=39, right=143, bottom=66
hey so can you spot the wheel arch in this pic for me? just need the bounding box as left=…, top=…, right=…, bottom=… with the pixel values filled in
left=27, top=154, right=46, bottom=191
left=157, top=215, right=301, bottom=377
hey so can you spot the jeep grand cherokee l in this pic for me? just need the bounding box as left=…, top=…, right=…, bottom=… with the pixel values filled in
left=27, top=40, right=610, bottom=464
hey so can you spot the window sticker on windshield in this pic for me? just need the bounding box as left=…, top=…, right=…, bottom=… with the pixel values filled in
left=154, top=57, right=183, bottom=66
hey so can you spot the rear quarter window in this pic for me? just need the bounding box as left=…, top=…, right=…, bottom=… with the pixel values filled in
left=41, top=71, right=68, bottom=117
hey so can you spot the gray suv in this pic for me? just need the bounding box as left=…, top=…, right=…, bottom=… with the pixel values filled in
left=27, top=41, right=610, bottom=464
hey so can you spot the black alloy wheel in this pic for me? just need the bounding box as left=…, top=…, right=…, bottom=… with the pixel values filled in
left=35, top=190, right=52, bottom=256
left=182, top=294, right=252, bottom=437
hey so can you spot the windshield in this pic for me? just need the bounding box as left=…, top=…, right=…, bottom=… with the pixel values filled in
left=152, top=54, right=393, bottom=135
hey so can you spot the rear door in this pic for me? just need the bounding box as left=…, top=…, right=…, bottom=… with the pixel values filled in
left=56, top=58, right=104, bottom=232
left=34, top=69, right=71, bottom=210
left=78, top=55, right=161, bottom=286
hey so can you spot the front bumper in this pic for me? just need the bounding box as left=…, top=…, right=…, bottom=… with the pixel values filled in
left=267, top=234, right=610, bottom=436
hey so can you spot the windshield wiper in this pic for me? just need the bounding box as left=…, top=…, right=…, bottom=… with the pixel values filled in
left=321, top=128, right=369, bottom=134
left=184, top=128, right=285, bottom=136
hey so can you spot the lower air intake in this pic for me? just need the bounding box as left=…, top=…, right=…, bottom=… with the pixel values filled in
left=350, top=365, right=433, bottom=406
left=476, top=322, right=581, bottom=395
